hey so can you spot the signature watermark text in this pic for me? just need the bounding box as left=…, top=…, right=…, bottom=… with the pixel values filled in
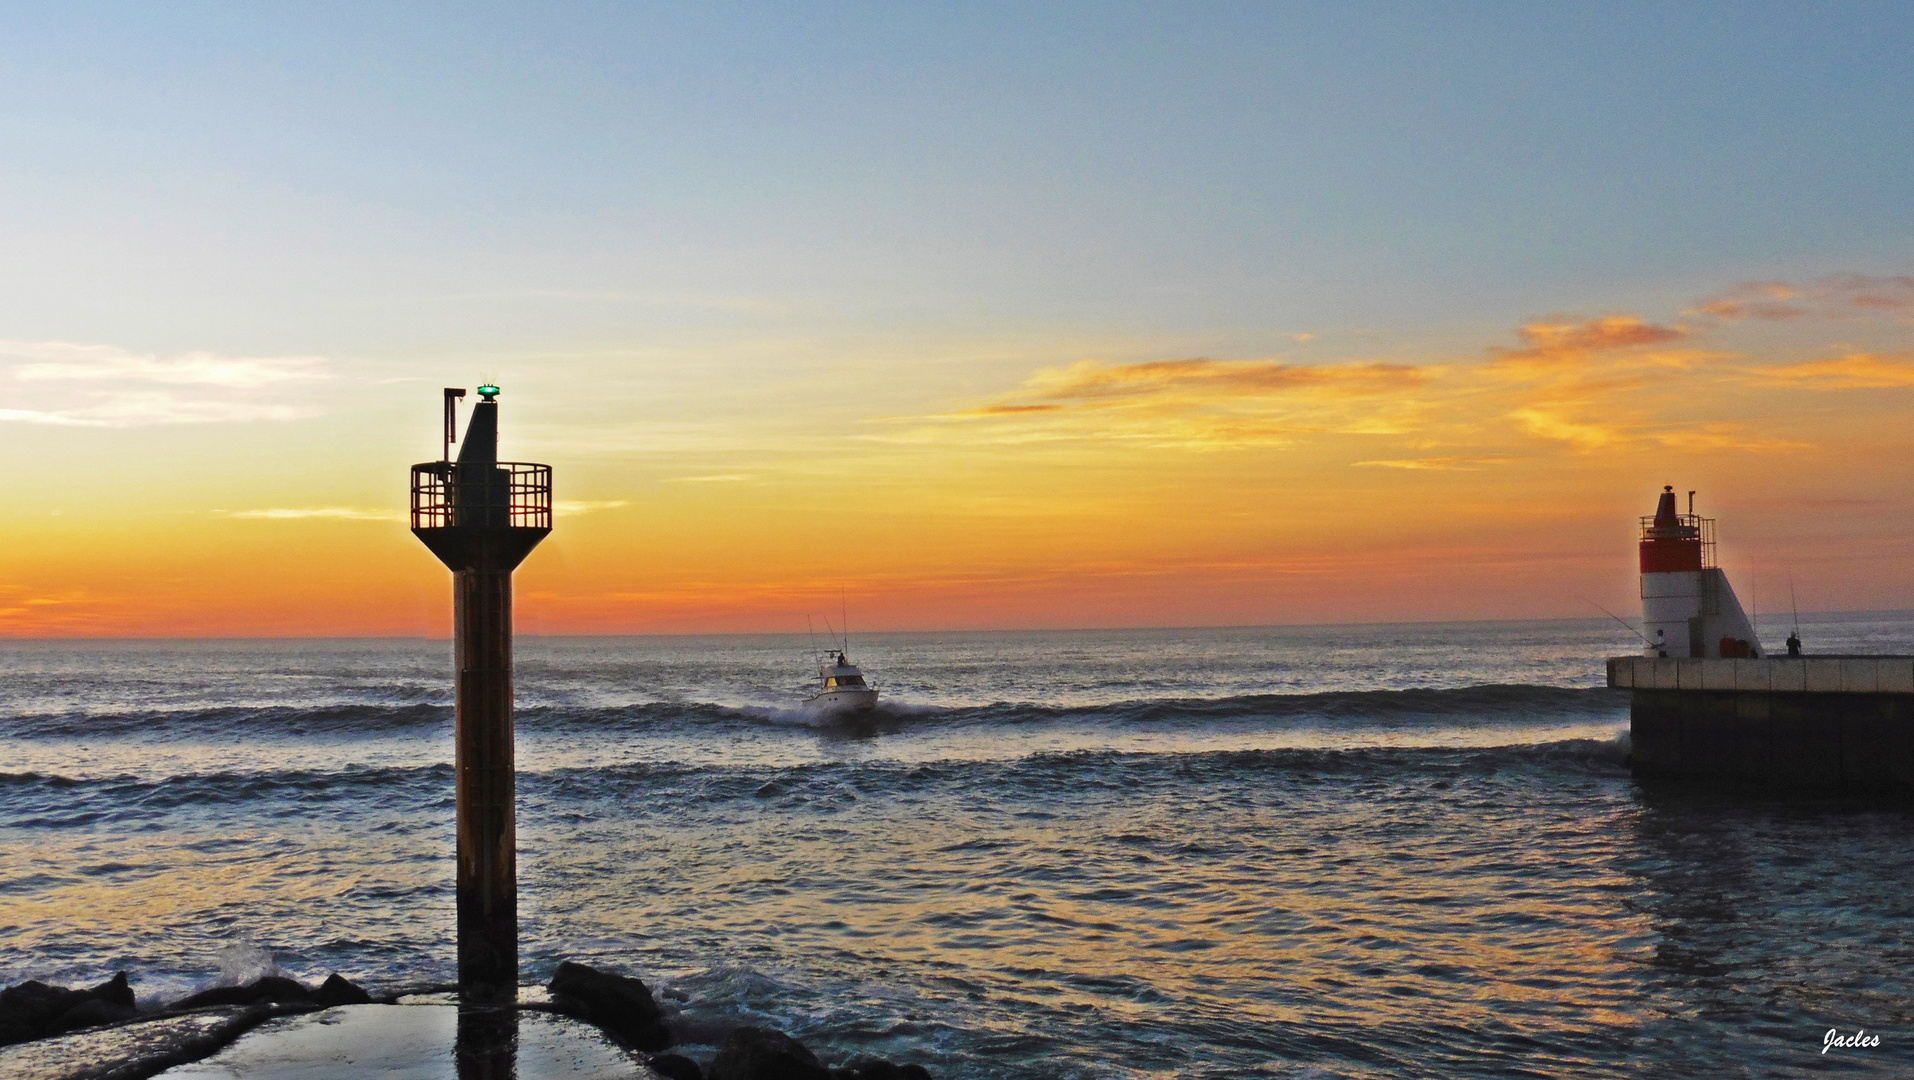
left=1823, top=1029, right=1880, bottom=1055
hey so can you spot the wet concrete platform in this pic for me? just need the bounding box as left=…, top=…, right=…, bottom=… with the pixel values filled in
left=163, top=1001, right=658, bottom=1080
left=0, top=1007, right=253, bottom=1080
left=0, top=999, right=663, bottom=1080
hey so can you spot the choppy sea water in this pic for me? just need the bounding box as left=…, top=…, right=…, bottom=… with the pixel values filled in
left=3, top=616, right=1912, bottom=1078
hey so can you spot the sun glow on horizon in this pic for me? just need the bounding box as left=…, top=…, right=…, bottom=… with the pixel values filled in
left=4, top=274, right=1913, bottom=638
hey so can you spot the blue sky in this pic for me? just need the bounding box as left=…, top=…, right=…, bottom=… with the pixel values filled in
left=2, top=3, right=1908, bottom=356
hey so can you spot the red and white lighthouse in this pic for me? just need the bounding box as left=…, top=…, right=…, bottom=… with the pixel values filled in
left=1639, top=486, right=1761, bottom=658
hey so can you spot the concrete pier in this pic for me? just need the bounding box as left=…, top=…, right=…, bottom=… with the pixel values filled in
left=1608, top=656, right=1914, bottom=793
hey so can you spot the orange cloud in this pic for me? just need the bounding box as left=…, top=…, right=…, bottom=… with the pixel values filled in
left=902, top=357, right=1437, bottom=450
left=1351, top=456, right=1513, bottom=471
left=13, top=273, right=1914, bottom=638
left=1491, top=316, right=1686, bottom=364
left=1006, top=357, right=1430, bottom=407
left=1506, top=406, right=1626, bottom=449
left=1756, top=352, right=1914, bottom=389
left=1689, top=281, right=1806, bottom=321
left=974, top=403, right=1064, bottom=415
left=1692, top=275, right=1914, bottom=321
left=903, top=301, right=1863, bottom=466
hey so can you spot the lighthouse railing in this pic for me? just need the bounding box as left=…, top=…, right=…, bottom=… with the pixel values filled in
left=1638, top=513, right=1716, bottom=568
left=410, top=462, right=553, bottom=531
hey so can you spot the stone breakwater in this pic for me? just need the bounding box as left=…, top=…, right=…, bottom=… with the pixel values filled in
left=540, top=961, right=934, bottom=1080
left=1, top=972, right=144, bottom=1047
left=1, top=969, right=374, bottom=1048
left=0, top=963, right=936, bottom=1080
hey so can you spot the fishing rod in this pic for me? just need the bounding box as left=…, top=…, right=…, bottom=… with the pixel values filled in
left=1587, top=598, right=1650, bottom=646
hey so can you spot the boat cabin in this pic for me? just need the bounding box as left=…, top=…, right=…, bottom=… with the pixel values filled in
left=821, top=652, right=868, bottom=689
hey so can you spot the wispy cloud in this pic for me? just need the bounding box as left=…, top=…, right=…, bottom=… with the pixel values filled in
left=888, top=357, right=1436, bottom=450
left=1690, top=275, right=1914, bottom=322
left=219, top=507, right=403, bottom=521
left=216, top=500, right=630, bottom=522
left=887, top=293, right=1896, bottom=462
left=0, top=341, right=329, bottom=427
left=1352, top=456, right=1513, bottom=471
left=6, top=342, right=327, bottom=387
left=1489, top=316, right=1686, bottom=365
left=1476, top=316, right=1773, bottom=452
left=1505, top=406, right=1630, bottom=449
left=554, top=499, right=630, bottom=515
left=1688, top=281, right=1807, bottom=321
left=984, top=357, right=1430, bottom=408
left=1752, top=352, right=1914, bottom=389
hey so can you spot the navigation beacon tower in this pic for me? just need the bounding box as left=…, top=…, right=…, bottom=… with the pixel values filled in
left=410, top=385, right=552, bottom=999
left=1637, top=485, right=1759, bottom=659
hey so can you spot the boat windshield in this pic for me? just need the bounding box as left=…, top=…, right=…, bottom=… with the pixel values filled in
left=825, top=674, right=867, bottom=688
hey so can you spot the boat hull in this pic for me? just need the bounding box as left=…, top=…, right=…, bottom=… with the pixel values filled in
left=802, top=687, right=880, bottom=717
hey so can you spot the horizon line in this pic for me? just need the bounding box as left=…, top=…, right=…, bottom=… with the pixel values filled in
left=0, top=608, right=1902, bottom=644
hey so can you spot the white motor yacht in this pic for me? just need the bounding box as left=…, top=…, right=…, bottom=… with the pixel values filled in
left=803, top=650, right=879, bottom=717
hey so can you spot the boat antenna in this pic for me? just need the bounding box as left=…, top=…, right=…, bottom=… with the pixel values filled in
left=1587, top=598, right=1650, bottom=646
left=806, top=615, right=821, bottom=662
left=840, top=592, right=849, bottom=654
left=822, top=612, right=838, bottom=657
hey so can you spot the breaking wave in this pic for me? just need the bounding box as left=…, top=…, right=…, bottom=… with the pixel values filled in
left=0, top=734, right=1633, bottom=828
left=1, top=684, right=1623, bottom=740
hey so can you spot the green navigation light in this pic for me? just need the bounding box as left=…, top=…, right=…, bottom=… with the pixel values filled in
left=477, top=384, right=500, bottom=400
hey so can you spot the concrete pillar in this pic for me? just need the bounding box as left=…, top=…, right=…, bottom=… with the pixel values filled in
left=454, top=567, right=517, bottom=994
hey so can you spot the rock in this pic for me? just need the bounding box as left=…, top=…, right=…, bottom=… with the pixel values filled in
left=0, top=981, right=77, bottom=1047
left=87, top=971, right=136, bottom=1009
left=314, top=973, right=373, bottom=1007
left=168, top=986, right=253, bottom=1009
left=172, top=975, right=315, bottom=1010
left=898, top=1067, right=931, bottom=1080
left=47, top=996, right=138, bottom=1035
left=708, top=1026, right=830, bottom=1080
left=648, top=1052, right=706, bottom=1080
left=1, top=980, right=84, bottom=1033
left=546, top=961, right=671, bottom=1052
left=247, top=975, right=316, bottom=1005
left=0, top=971, right=138, bottom=1046
left=0, top=1015, right=35, bottom=1048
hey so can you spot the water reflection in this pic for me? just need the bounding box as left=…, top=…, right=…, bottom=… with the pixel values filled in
left=7, top=626, right=1914, bottom=1078
left=455, top=1002, right=518, bottom=1080
left=1625, top=783, right=1914, bottom=1072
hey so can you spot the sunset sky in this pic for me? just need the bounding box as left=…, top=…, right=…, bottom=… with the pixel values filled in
left=4, top=4, right=1913, bottom=636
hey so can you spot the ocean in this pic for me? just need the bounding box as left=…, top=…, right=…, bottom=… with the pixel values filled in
left=2, top=617, right=1911, bottom=1078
